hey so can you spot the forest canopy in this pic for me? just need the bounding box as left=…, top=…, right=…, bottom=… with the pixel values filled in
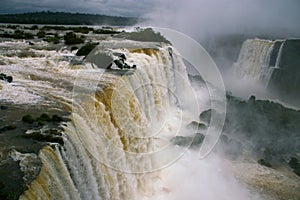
left=0, top=11, right=140, bottom=26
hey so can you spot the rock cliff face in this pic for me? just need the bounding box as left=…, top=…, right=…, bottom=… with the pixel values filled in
left=268, top=39, right=300, bottom=105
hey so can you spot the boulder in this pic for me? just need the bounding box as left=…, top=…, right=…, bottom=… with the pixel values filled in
left=114, top=59, right=125, bottom=69
left=171, top=133, right=205, bottom=148
left=0, top=105, right=8, bottom=110
left=119, top=54, right=126, bottom=60
left=86, top=52, right=114, bottom=69
left=186, top=121, right=207, bottom=131
left=52, top=114, right=63, bottom=122
left=76, top=43, right=97, bottom=56
left=0, top=125, right=17, bottom=133
left=0, top=73, right=13, bottom=83
left=199, top=109, right=218, bottom=124
left=22, top=129, right=64, bottom=145
left=257, top=159, right=272, bottom=168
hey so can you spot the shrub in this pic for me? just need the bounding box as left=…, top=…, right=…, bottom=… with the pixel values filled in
left=22, top=115, right=34, bottom=124
left=37, top=31, right=46, bottom=38
left=39, top=113, right=52, bottom=122
left=71, top=46, right=78, bottom=51
left=258, top=159, right=272, bottom=168
left=72, top=26, right=94, bottom=34
left=93, top=29, right=120, bottom=34
left=294, top=168, right=300, bottom=177
left=64, top=32, right=85, bottom=45
left=0, top=125, right=17, bottom=133
left=30, top=25, right=38, bottom=30
left=52, top=115, right=63, bottom=122
left=13, top=30, right=34, bottom=39
left=43, top=35, right=60, bottom=44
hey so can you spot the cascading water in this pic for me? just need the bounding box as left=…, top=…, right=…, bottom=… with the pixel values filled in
left=234, top=38, right=287, bottom=88
left=1, top=37, right=256, bottom=200
left=17, top=41, right=198, bottom=200
left=234, top=39, right=276, bottom=86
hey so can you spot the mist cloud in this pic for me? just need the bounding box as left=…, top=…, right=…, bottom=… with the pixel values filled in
left=145, top=0, right=300, bottom=38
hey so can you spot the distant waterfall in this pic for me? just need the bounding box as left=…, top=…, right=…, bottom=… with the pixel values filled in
left=234, top=39, right=285, bottom=87
left=20, top=45, right=196, bottom=200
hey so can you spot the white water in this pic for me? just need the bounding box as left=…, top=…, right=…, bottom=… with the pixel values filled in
left=0, top=40, right=254, bottom=199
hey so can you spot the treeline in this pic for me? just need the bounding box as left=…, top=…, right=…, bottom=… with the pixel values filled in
left=0, top=11, right=140, bottom=26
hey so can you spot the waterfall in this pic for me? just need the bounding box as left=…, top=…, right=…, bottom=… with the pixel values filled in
left=19, top=44, right=197, bottom=200
left=234, top=39, right=289, bottom=88
left=234, top=39, right=276, bottom=86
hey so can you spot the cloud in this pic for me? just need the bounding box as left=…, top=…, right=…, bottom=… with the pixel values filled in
left=0, top=0, right=156, bottom=17
left=144, top=0, right=300, bottom=38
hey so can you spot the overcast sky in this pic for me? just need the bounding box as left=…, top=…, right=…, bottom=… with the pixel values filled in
left=1, top=0, right=300, bottom=36
left=0, top=0, right=156, bottom=16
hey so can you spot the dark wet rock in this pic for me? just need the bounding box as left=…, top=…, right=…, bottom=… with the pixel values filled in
left=186, top=121, right=207, bottom=130
left=70, top=58, right=84, bottom=65
left=86, top=52, right=114, bottom=69
left=112, top=58, right=136, bottom=69
left=6, top=76, right=13, bottom=83
left=22, top=129, right=64, bottom=145
left=76, top=43, right=97, bottom=56
left=171, top=133, right=205, bottom=148
left=258, top=159, right=272, bottom=168
left=52, top=114, right=63, bottom=122
left=289, top=157, right=300, bottom=177
left=71, top=46, right=78, bottom=51
left=199, top=109, right=217, bottom=124
left=106, top=63, right=113, bottom=69
left=114, top=59, right=124, bottom=69
left=0, top=105, right=8, bottom=110
left=119, top=54, right=126, bottom=60
left=123, top=63, right=131, bottom=69
left=188, top=74, right=205, bottom=86
left=0, top=125, right=17, bottom=133
left=93, top=29, right=120, bottom=34
left=0, top=73, right=13, bottom=83
left=289, top=157, right=300, bottom=169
